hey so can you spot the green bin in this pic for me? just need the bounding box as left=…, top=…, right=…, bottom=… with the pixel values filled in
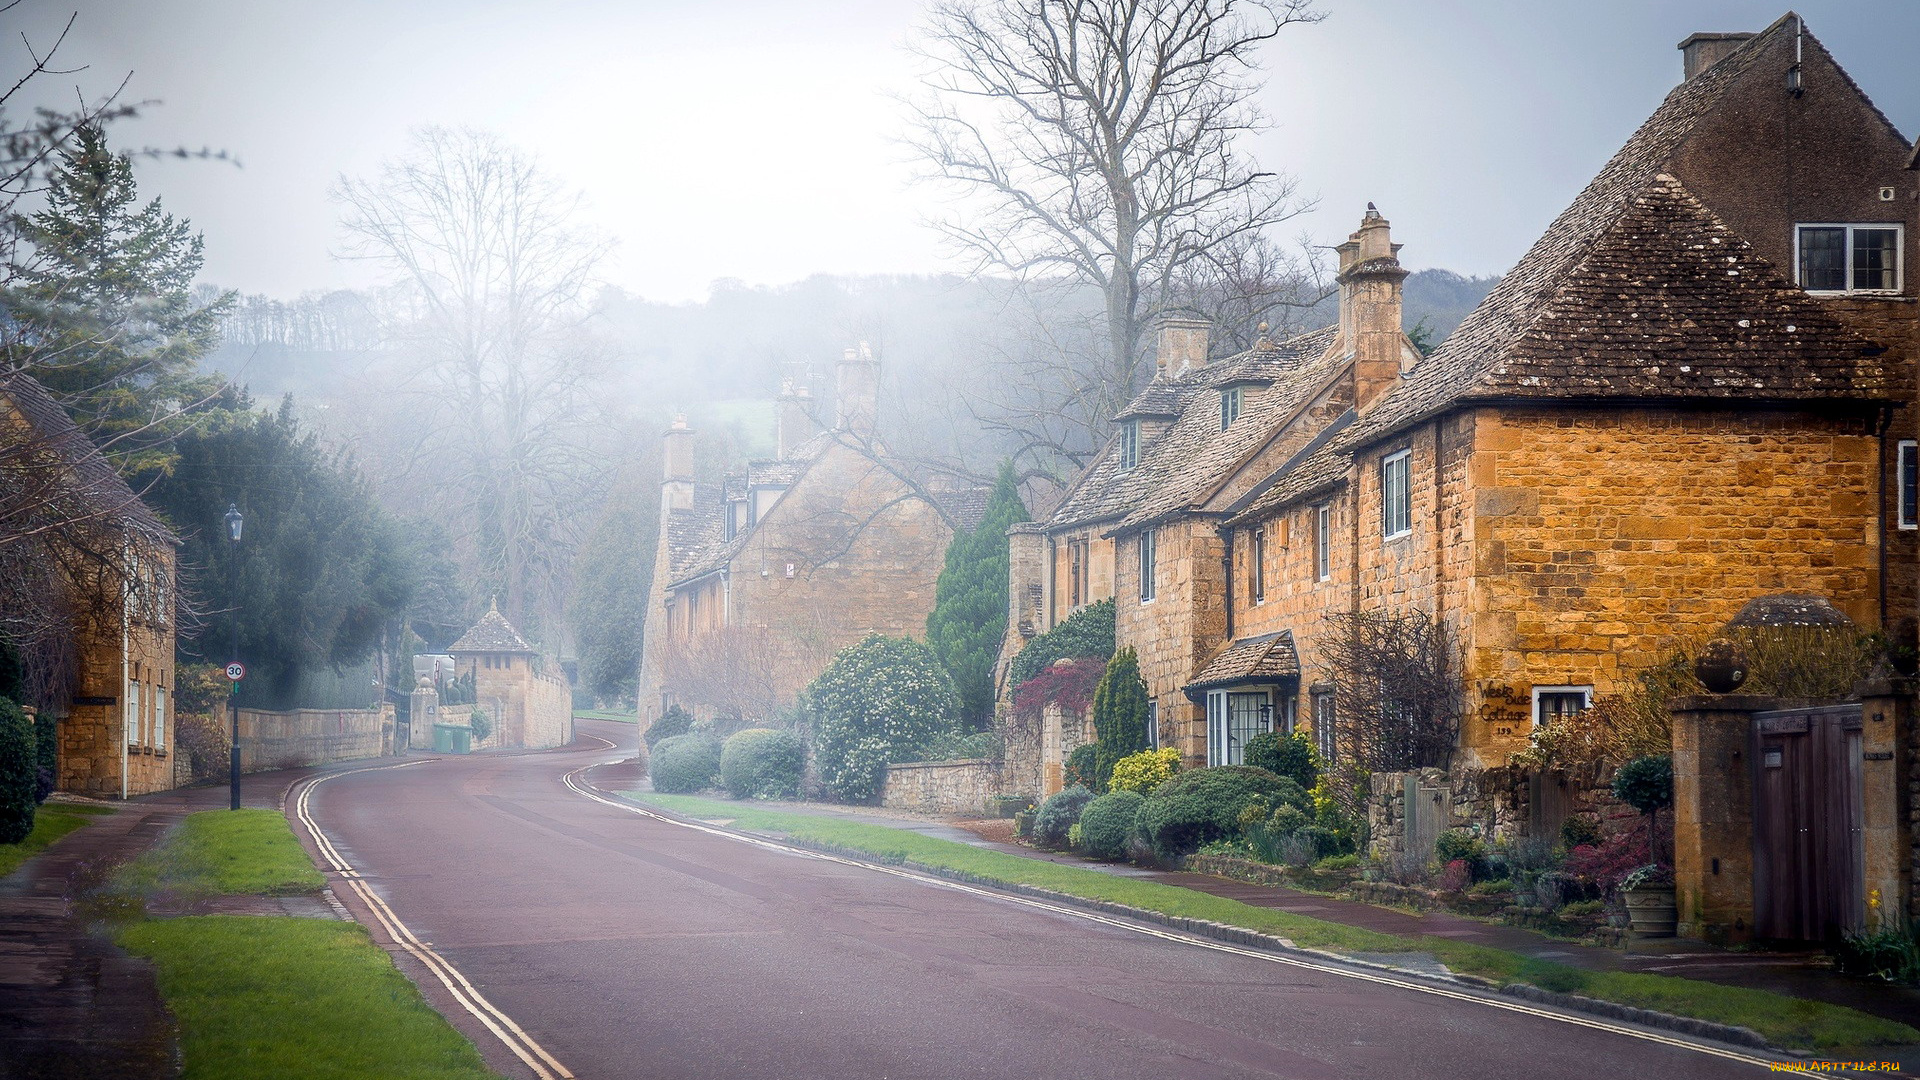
left=433, top=723, right=471, bottom=754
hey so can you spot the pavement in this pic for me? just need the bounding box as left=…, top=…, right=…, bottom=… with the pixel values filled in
left=287, top=720, right=1786, bottom=1080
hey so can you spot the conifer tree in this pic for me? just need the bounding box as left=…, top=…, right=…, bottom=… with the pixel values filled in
left=1091, top=645, right=1151, bottom=791
left=925, top=463, right=1028, bottom=728
left=3, top=125, right=232, bottom=478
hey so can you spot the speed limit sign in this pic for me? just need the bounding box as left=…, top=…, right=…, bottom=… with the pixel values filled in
left=225, top=662, right=246, bottom=681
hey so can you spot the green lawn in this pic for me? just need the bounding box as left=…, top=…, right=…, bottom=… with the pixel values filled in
left=0, top=802, right=116, bottom=879
left=118, top=916, right=501, bottom=1080
left=633, top=792, right=1919, bottom=1052
left=574, top=708, right=638, bottom=723
left=115, top=809, right=325, bottom=897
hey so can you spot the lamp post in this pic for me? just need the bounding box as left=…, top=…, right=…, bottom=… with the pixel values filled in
left=225, top=504, right=243, bottom=810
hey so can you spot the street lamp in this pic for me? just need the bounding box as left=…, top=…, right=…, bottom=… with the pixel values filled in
left=225, top=504, right=243, bottom=811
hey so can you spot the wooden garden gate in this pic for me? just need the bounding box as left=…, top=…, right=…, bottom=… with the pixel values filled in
left=1751, top=704, right=1864, bottom=941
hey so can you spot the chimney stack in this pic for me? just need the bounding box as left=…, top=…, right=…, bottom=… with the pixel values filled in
left=777, top=378, right=817, bottom=459
left=1678, top=32, right=1754, bottom=81
left=662, top=414, right=695, bottom=510
left=835, top=342, right=880, bottom=437
left=1153, top=315, right=1211, bottom=376
left=1336, top=204, right=1409, bottom=414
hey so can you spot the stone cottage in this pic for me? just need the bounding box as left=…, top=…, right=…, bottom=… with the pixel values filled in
left=0, top=372, right=180, bottom=798
left=1009, top=14, right=1915, bottom=777
left=446, top=603, right=574, bottom=749
left=636, top=345, right=989, bottom=727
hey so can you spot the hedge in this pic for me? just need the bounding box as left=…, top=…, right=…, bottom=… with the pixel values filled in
left=0, top=697, right=35, bottom=844
left=1078, top=790, right=1144, bottom=861
left=719, top=729, right=805, bottom=800
left=650, top=734, right=722, bottom=794
left=1136, top=765, right=1291, bottom=862
left=1034, top=785, right=1093, bottom=848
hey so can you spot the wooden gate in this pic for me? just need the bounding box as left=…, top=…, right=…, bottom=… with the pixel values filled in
left=1751, top=704, right=1864, bottom=941
left=1526, top=769, right=1575, bottom=841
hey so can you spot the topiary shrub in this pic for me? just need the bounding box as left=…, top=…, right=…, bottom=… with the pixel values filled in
left=1136, top=765, right=1291, bottom=863
left=1109, top=747, right=1181, bottom=795
left=0, top=697, right=35, bottom=844
left=1033, top=784, right=1094, bottom=848
left=1007, top=598, right=1115, bottom=687
left=644, top=704, right=695, bottom=749
left=1078, top=790, right=1144, bottom=861
left=719, top=728, right=805, bottom=800
left=1090, top=647, right=1150, bottom=791
left=1244, top=730, right=1318, bottom=791
left=806, top=634, right=961, bottom=803
left=468, top=707, right=493, bottom=744
left=1064, top=743, right=1100, bottom=792
left=650, top=733, right=722, bottom=794
left=1612, top=753, right=1675, bottom=865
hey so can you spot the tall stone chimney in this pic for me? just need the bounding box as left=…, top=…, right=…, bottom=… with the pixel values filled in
left=1678, top=32, right=1754, bottom=81
left=835, top=342, right=880, bottom=437
left=777, top=378, right=817, bottom=459
left=662, top=414, right=695, bottom=510
left=1336, top=205, right=1409, bottom=414
left=1153, top=315, right=1211, bottom=376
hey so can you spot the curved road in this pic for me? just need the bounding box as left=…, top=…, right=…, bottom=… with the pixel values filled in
left=292, top=722, right=1765, bottom=1079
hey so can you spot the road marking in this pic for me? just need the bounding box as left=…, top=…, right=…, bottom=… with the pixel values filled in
left=293, top=760, right=575, bottom=1080
left=561, top=763, right=1776, bottom=1072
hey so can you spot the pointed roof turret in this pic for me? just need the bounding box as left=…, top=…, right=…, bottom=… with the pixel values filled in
left=448, top=604, right=536, bottom=654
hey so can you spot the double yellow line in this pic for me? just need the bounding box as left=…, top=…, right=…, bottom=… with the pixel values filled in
left=294, top=761, right=574, bottom=1080
left=561, top=765, right=1781, bottom=1073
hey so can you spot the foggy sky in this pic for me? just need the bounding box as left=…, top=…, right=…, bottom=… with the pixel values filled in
left=26, top=0, right=1920, bottom=303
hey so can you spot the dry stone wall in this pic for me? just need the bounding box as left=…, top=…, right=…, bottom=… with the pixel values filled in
left=237, top=705, right=394, bottom=772
left=881, top=759, right=999, bottom=816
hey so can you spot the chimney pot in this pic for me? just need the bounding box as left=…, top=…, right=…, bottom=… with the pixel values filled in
left=1678, top=31, right=1755, bottom=82
left=1336, top=206, right=1409, bottom=414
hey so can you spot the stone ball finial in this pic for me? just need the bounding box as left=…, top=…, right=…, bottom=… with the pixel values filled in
left=417, top=674, right=433, bottom=689
left=1693, top=638, right=1749, bottom=694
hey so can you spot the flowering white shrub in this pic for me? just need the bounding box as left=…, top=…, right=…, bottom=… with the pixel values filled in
left=805, top=633, right=960, bottom=802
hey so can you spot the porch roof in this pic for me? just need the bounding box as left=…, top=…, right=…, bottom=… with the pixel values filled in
left=1184, top=631, right=1299, bottom=701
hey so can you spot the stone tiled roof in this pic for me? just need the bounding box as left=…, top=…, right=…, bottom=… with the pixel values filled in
left=1724, top=593, right=1854, bottom=630
left=0, top=371, right=177, bottom=547
left=665, top=482, right=727, bottom=581
left=448, top=604, right=536, bottom=653
left=1184, top=631, right=1300, bottom=699
left=1047, top=325, right=1340, bottom=533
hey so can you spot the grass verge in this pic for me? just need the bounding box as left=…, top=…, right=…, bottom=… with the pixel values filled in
left=115, top=808, right=325, bottom=897
left=574, top=709, right=638, bottom=723
left=117, top=916, right=500, bottom=1080
left=633, top=792, right=1918, bottom=1052
left=0, top=801, right=116, bottom=878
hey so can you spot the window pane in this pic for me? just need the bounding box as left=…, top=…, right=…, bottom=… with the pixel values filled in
left=1139, top=530, right=1156, bottom=601
left=1225, top=692, right=1268, bottom=765
left=1799, top=227, right=1847, bottom=290
left=1315, top=505, right=1330, bottom=580
left=1383, top=453, right=1411, bottom=536
left=1902, top=442, right=1918, bottom=528
left=1854, top=229, right=1899, bottom=291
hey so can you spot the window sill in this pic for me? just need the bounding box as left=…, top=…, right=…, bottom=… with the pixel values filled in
left=1383, top=529, right=1413, bottom=543
left=1803, top=289, right=1909, bottom=300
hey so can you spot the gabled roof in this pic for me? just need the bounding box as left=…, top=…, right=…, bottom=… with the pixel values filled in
left=1046, top=325, right=1341, bottom=533
left=0, top=371, right=178, bottom=547
left=1184, top=631, right=1300, bottom=700
left=448, top=602, right=536, bottom=653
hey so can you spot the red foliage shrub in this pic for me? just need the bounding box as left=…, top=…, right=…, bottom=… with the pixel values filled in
left=1011, top=658, right=1105, bottom=720
left=1564, top=828, right=1650, bottom=896
left=1439, top=859, right=1471, bottom=894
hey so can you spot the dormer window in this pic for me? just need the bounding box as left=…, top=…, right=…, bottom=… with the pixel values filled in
left=1220, top=387, right=1243, bottom=429
left=1797, top=224, right=1902, bottom=293
left=1119, top=421, right=1141, bottom=471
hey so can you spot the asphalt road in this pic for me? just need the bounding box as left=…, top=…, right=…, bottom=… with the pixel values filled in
left=294, top=722, right=1768, bottom=1080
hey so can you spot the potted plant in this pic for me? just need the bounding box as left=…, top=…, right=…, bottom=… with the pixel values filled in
left=1620, top=863, right=1677, bottom=937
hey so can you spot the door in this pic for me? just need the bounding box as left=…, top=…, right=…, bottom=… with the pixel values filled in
left=1752, top=705, right=1864, bottom=941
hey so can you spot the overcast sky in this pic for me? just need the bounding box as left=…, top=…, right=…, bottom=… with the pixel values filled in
left=24, top=0, right=1920, bottom=302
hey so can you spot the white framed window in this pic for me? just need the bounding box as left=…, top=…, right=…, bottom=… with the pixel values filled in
left=126, top=681, right=141, bottom=746
left=1138, top=529, right=1157, bottom=602
left=154, top=686, right=167, bottom=751
left=1796, top=224, right=1903, bottom=293
left=1531, top=685, right=1592, bottom=727
left=1314, top=504, right=1332, bottom=581
left=1220, top=387, right=1243, bottom=430
left=1119, top=421, right=1141, bottom=471
left=1249, top=527, right=1265, bottom=603
left=1310, top=688, right=1336, bottom=763
left=1381, top=449, right=1412, bottom=539
left=1900, top=440, right=1918, bottom=530
left=1067, top=538, right=1090, bottom=608
left=1206, top=689, right=1273, bottom=766
left=1147, top=700, right=1159, bottom=750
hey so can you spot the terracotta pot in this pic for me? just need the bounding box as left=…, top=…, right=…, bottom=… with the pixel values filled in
left=1624, top=886, right=1677, bottom=938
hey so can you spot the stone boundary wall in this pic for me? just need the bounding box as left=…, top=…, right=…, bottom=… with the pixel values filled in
left=238, top=705, right=394, bottom=772
left=881, top=759, right=1000, bottom=816
left=1367, top=764, right=1626, bottom=864
left=524, top=671, right=573, bottom=749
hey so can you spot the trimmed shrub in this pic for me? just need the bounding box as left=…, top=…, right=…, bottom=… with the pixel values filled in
left=650, top=734, right=722, bottom=794
left=1090, top=647, right=1150, bottom=790
left=1007, top=598, right=1114, bottom=687
left=926, top=463, right=1028, bottom=728
left=1078, top=790, right=1144, bottom=861
left=0, top=697, right=35, bottom=844
left=1136, top=765, right=1291, bottom=862
left=1064, top=743, right=1099, bottom=792
left=468, top=707, right=493, bottom=744
left=807, top=634, right=961, bottom=802
left=1244, top=730, right=1318, bottom=791
left=719, top=728, right=805, bottom=800
left=644, top=704, right=695, bottom=749
left=1109, top=747, right=1180, bottom=795
left=1034, top=784, right=1093, bottom=848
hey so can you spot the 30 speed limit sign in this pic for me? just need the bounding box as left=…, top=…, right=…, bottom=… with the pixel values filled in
left=225, top=662, right=246, bottom=681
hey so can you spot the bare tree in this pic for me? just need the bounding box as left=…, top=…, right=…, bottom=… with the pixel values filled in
left=907, top=0, right=1322, bottom=472
left=1318, top=608, right=1460, bottom=773
left=333, top=127, right=615, bottom=644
